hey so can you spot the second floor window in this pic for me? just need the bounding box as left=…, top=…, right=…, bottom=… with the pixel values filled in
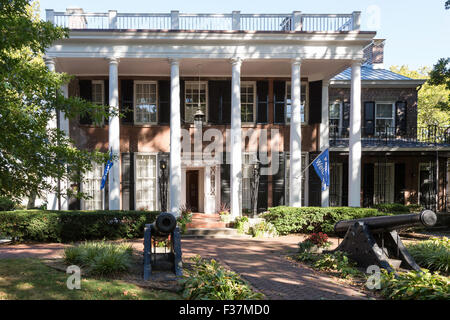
left=241, top=82, right=256, bottom=123
left=134, top=81, right=158, bottom=124
left=286, top=82, right=307, bottom=123
left=329, top=102, right=342, bottom=135
left=375, top=102, right=395, bottom=135
left=185, top=81, right=207, bottom=123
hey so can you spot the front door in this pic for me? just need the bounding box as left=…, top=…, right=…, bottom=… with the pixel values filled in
left=186, top=170, right=199, bottom=211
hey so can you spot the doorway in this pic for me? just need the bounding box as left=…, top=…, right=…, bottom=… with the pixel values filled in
left=186, top=170, right=199, bottom=212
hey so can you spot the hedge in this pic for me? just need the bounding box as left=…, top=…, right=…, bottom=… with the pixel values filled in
left=263, top=207, right=387, bottom=235
left=0, top=210, right=159, bottom=242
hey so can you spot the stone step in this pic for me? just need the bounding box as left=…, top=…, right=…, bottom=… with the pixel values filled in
left=183, top=228, right=250, bottom=238
left=388, top=258, right=402, bottom=269
left=186, top=221, right=226, bottom=229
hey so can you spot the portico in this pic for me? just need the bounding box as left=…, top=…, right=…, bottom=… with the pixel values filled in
left=44, top=10, right=374, bottom=214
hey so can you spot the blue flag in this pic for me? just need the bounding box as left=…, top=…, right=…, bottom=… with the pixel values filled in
left=100, top=149, right=113, bottom=190
left=312, top=148, right=330, bottom=191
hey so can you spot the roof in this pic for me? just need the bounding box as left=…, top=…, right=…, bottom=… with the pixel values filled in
left=332, top=65, right=414, bottom=81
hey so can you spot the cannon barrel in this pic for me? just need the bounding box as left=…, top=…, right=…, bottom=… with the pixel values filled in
left=334, top=210, right=437, bottom=237
left=150, top=212, right=177, bottom=236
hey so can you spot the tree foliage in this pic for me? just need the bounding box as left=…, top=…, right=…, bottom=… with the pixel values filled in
left=390, top=65, right=450, bottom=127
left=0, top=0, right=111, bottom=203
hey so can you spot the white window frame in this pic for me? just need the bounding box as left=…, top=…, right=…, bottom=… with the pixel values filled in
left=133, top=80, right=158, bottom=125
left=184, top=81, right=208, bottom=124
left=375, top=102, right=396, bottom=136
left=134, top=152, right=159, bottom=211
left=81, top=162, right=104, bottom=210
left=329, top=101, right=343, bottom=136
left=285, top=81, right=309, bottom=124
left=373, top=162, right=395, bottom=204
left=240, top=81, right=257, bottom=124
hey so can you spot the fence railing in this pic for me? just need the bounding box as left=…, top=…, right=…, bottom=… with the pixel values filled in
left=46, top=9, right=361, bottom=32
left=330, top=125, right=450, bottom=146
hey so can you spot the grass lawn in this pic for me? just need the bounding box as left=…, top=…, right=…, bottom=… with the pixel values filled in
left=0, top=258, right=181, bottom=300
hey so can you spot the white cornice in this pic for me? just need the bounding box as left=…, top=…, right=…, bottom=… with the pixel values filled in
left=330, top=79, right=426, bottom=88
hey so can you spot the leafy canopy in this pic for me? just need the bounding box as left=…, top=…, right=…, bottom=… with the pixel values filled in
left=390, top=65, right=450, bottom=127
left=0, top=0, right=112, bottom=202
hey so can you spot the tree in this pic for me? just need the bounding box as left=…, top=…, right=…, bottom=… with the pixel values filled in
left=0, top=0, right=111, bottom=204
left=429, top=58, right=450, bottom=110
left=390, top=65, right=450, bottom=127
left=446, top=0, right=449, bottom=10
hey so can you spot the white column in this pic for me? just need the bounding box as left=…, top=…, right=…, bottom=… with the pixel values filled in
left=289, top=58, right=302, bottom=207
left=169, top=58, right=182, bottom=215
left=320, top=80, right=330, bottom=207
left=108, top=57, right=120, bottom=210
left=349, top=60, right=362, bottom=207
left=45, top=58, right=59, bottom=210
left=230, top=58, right=242, bottom=218
left=59, top=84, right=70, bottom=210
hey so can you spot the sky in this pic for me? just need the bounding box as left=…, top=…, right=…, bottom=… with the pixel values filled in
left=37, top=0, right=450, bottom=70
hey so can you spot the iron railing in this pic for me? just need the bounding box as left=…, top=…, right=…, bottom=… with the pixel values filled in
left=330, top=125, right=450, bottom=147
left=46, top=9, right=361, bottom=32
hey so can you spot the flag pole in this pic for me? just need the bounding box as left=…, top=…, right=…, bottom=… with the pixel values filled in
left=301, top=148, right=328, bottom=175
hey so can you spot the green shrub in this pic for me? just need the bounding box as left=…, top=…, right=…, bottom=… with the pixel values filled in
left=234, top=216, right=250, bottom=234
left=296, top=251, right=361, bottom=279
left=381, top=269, right=450, bottom=300
left=0, top=210, right=159, bottom=242
left=374, top=203, right=410, bottom=214
left=64, top=241, right=133, bottom=276
left=181, top=255, right=263, bottom=300
left=407, top=204, right=424, bottom=213
left=406, top=237, right=450, bottom=273
left=263, top=207, right=383, bottom=235
left=0, top=197, right=16, bottom=211
left=250, top=221, right=278, bottom=238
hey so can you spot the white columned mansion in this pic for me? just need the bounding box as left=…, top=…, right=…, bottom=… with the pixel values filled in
left=43, top=9, right=450, bottom=215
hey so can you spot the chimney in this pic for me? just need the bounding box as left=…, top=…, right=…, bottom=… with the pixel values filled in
left=66, top=8, right=87, bottom=29
left=363, top=39, right=385, bottom=69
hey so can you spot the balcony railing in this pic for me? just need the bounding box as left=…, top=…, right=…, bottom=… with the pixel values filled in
left=330, top=125, right=450, bottom=148
left=45, top=9, right=361, bottom=32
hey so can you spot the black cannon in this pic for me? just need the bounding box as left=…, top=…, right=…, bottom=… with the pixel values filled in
left=143, top=212, right=182, bottom=280
left=329, top=210, right=437, bottom=272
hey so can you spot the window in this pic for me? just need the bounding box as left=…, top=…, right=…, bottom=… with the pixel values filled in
left=285, top=153, right=307, bottom=206
left=242, top=152, right=258, bottom=210
left=91, top=80, right=104, bottom=105
left=374, top=163, right=394, bottom=204
left=185, top=81, right=207, bottom=123
left=329, top=102, right=342, bottom=136
left=134, top=81, right=158, bottom=124
left=375, top=102, right=395, bottom=135
left=81, top=162, right=104, bottom=210
left=329, top=163, right=343, bottom=207
left=135, top=154, right=158, bottom=211
left=286, top=82, right=308, bottom=123
left=241, top=82, right=256, bottom=123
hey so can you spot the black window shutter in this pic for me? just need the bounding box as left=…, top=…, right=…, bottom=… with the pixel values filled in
left=104, top=175, right=109, bottom=210
left=308, top=152, right=322, bottom=206
left=342, top=102, right=351, bottom=137
left=257, top=162, right=268, bottom=212
left=221, top=80, right=231, bottom=124
left=158, top=80, right=170, bottom=124
left=121, top=152, right=134, bottom=210
left=363, top=101, right=375, bottom=136
left=272, top=152, right=285, bottom=206
left=220, top=152, right=230, bottom=207
left=363, top=163, right=374, bottom=207
left=395, top=101, right=407, bottom=136
left=208, top=81, right=221, bottom=124
left=394, top=163, right=406, bottom=204
left=256, top=80, right=268, bottom=123
left=273, top=81, right=285, bottom=124
left=308, top=80, right=322, bottom=124
left=120, top=80, right=134, bottom=124
left=79, top=80, right=93, bottom=125
left=180, top=80, right=185, bottom=124
left=104, top=79, right=109, bottom=125
left=342, top=162, right=349, bottom=206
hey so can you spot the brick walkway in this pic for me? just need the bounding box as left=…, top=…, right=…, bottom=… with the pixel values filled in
left=0, top=235, right=370, bottom=300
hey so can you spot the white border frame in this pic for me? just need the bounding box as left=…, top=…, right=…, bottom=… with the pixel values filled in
left=133, top=80, right=159, bottom=125
left=134, top=152, right=160, bottom=211
left=80, top=162, right=105, bottom=210
left=374, top=101, right=396, bottom=136
left=240, top=81, right=257, bottom=124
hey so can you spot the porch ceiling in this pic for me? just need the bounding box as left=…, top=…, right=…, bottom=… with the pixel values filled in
left=55, top=57, right=352, bottom=81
